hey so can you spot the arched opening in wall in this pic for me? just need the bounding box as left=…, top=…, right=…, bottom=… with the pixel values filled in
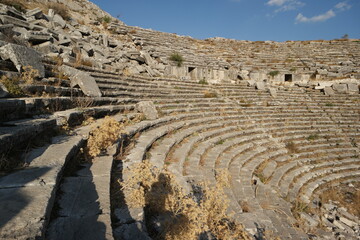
left=237, top=75, right=243, bottom=81
left=285, top=74, right=293, bottom=82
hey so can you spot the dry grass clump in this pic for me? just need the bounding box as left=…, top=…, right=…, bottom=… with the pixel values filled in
left=21, top=66, right=39, bottom=84
left=0, top=0, right=27, bottom=12
left=121, top=162, right=251, bottom=240
left=87, top=116, right=125, bottom=157
left=0, top=75, right=23, bottom=97
left=47, top=3, right=71, bottom=20
left=285, top=141, right=299, bottom=154
left=203, top=90, right=218, bottom=98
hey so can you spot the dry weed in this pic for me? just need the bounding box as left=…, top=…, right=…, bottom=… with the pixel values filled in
left=87, top=116, right=125, bottom=157
left=0, top=75, right=23, bottom=96
left=203, top=90, right=218, bottom=98
left=121, top=162, right=251, bottom=240
left=21, top=66, right=39, bottom=84
left=74, top=97, right=94, bottom=109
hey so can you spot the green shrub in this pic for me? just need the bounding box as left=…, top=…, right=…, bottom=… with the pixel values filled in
left=268, top=70, right=280, bottom=77
left=198, top=79, right=208, bottom=85
left=169, top=53, right=184, bottom=67
left=102, top=16, right=112, bottom=23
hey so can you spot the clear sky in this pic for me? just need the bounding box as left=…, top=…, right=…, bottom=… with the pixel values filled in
left=89, top=0, right=359, bottom=42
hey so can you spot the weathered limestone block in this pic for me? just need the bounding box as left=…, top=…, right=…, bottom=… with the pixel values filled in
left=26, top=8, right=43, bottom=19
left=255, top=81, right=265, bottom=90
left=0, top=43, right=45, bottom=78
left=332, top=83, right=347, bottom=93
left=140, top=51, right=156, bottom=67
left=0, top=15, right=29, bottom=29
left=315, top=82, right=333, bottom=90
left=324, top=86, right=335, bottom=96
left=247, top=80, right=255, bottom=87
left=52, top=14, right=66, bottom=28
left=347, top=83, right=359, bottom=94
left=59, top=65, right=102, bottom=97
left=35, top=41, right=58, bottom=54
left=135, top=101, right=158, bottom=120
left=25, top=31, right=53, bottom=44
left=268, top=87, right=277, bottom=98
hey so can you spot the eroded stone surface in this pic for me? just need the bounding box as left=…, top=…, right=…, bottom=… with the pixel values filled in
left=0, top=43, right=45, bottom=77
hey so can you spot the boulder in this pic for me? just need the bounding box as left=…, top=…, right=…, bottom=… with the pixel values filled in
left=59, top=65, right=102, bottom=97
left=0, top=43, right=45, bottom=78
left=332, top=83, right=347, bottom=93
left=135, top=101, right=158, bottom=120
left=0, top=82, right=9, bottom=98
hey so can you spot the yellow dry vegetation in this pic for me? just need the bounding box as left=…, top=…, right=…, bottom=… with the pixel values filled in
left=121, top=161, right=251, bottom=240
left=87, top=116, right=125, bottom=157
left=21, top=65, right=39, bottom=84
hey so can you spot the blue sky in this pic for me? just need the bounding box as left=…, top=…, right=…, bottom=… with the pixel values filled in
left=89, top=0, right=359, bottom=42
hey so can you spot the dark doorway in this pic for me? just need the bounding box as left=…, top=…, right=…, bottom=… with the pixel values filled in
left=237, top=75, right=243, bottom=81
left=285, top=74, right=293, bottom=82
left=188, top=67, right=196, bottom=73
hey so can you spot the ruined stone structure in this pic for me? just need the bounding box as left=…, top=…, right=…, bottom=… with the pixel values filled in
left=0, top=1, right=359, bottom=240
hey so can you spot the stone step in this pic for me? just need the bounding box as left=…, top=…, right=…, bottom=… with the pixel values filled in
left=0, top=117, right=57, bottom=157
left=46, top=145, right=115, bottom=240
left=300, top=171, right=360, bottom=204
left=287, top=164, right=360, bottom=202
left=21, top=84, right=83, bottom=97
left=0, top=130, right=85, bottom=239
left=279, top=158, right=360, bottom=198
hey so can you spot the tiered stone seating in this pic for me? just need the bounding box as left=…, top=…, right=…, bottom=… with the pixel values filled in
left=113, top=75, right=359, bottom=239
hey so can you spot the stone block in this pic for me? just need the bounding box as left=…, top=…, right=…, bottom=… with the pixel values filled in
left=25, top=31, right=53, bottom=44
left=35, top=41, right=58, bottom=54
left=315, top=81, right=333, bottom=90
left=140, top=51, right=156, bottom=67
left=135, top=101, right=158, bottom=120
left=324, top=86, right=335, bottom=96
left=332, top=83, right=347, bottom=93
left=53, top=14, right=66, bottom=28
left=268, top=87, right=277, bottom=98
left=0, top=15, right=29, bottom=29
left=0, top=43, right=45, bottom=78
left=26, top=8, right=43, bottom=19
left=247, top=80, right=255, bottom=87
left=59, top=65, right=102, bottom=97
left=0, top=82, right=9, bottom=98
left=255, top=81, right=265, bottom=90
left=347, top=83, right=359, bottom=94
